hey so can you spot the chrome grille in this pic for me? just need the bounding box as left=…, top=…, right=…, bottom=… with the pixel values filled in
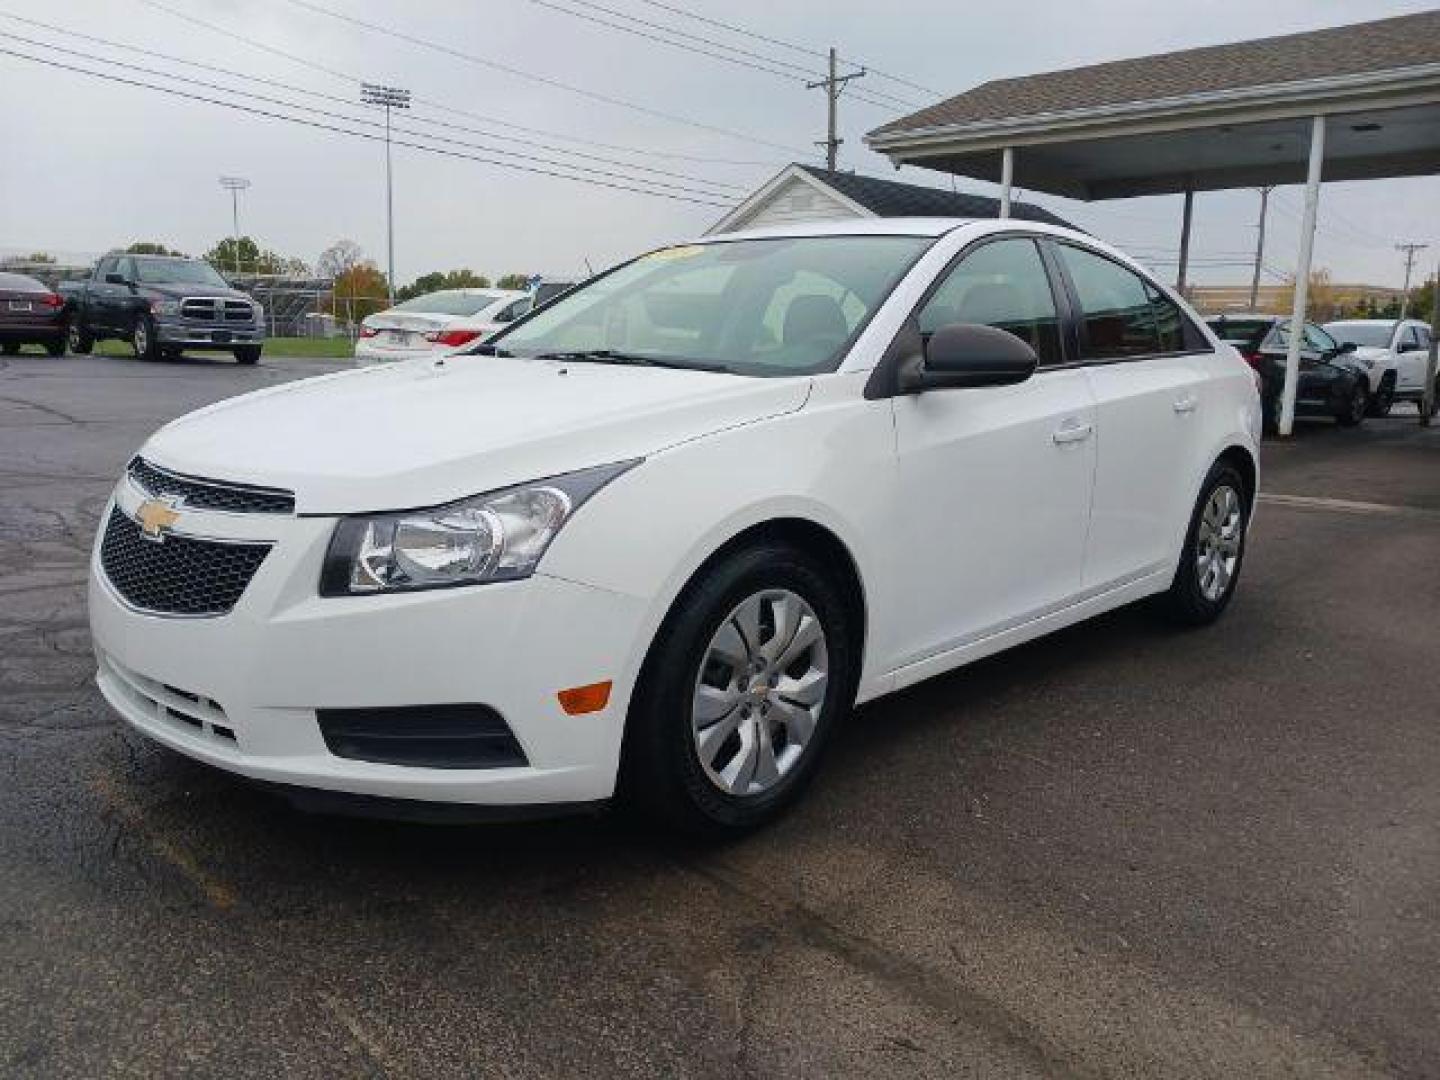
left=179, top=297, right=253, bottom=322
left=128, top=457, right=295, bottom=515
left=99, top=507, right=270, bottom=616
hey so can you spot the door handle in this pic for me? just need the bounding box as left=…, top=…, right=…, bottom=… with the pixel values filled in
left=1052, top=420, right=1093, bottom=445
left=1173, top=394, right=1198, bottom=414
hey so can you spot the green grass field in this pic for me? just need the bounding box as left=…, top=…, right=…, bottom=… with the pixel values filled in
left=89, top=336, right=354, bottom=359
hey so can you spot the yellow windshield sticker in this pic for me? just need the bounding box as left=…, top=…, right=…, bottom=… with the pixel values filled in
left=645, top=245, right=704, bottom=261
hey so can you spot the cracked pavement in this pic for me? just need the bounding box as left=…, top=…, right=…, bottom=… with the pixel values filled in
left=2, top=351, right=1438, bottom=1078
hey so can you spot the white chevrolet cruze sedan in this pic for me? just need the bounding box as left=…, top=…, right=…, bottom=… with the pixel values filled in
left=90, top=220, right=1261, bottom=834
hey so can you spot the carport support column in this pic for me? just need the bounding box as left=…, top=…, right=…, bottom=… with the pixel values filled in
left=998, top=147, right=1014, bottom=218
left=1176, top=185, right=1194, bottom=296
left=1279, top=115, right=1326, bottom=437
left=1423, top=256, right=1439, bottom=427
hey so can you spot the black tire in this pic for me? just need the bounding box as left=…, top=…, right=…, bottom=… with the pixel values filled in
left=66, top=321, right=93, bottom=355
left=234, top=345, right=262, bottom=365
left=1368, top=375, right=1395, bottom=417
left=1157, top=460, right=1250, bottom=626
left=1, top=342, right=19, bottom=356
left=44, top=337, right=64, bottom=358
left=620, top=542, right=858, bottom=836
left=1336, top=382, right=1367, bottom=427
left=132, top=314, right=161, bottom=361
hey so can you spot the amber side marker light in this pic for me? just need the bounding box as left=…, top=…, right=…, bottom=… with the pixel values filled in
left=557, top=681, right=613, bottom=715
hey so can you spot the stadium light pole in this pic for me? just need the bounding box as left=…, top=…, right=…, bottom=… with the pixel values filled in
left=361, top=83, right=410, bottom=306
left=218, top=176, right=250, bottom=276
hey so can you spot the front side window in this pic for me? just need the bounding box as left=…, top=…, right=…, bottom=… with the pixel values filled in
left=916, top=238, right=1062, bottom=366
left=117, top=258, right=137, bottom=283
left=1057, top=244, right=1162, bottom=360
left=1303, top=323, right=1338, bottom=353
left=492, top=235, right=934, bottom=377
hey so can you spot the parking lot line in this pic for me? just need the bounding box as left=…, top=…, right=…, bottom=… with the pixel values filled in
left=1259, top=492, right=1440, bottom=521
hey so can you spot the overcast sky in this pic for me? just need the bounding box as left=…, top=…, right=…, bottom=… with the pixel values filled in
left=2, top=0, right=1435, bottom=289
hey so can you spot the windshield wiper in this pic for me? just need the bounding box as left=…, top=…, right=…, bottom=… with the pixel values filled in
left=470, top=343, right=513, bottom=357
left=534, top=349, right=729, bottom=373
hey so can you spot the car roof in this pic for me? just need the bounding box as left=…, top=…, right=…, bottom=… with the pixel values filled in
left=700, top=216, right=1097, bottom=244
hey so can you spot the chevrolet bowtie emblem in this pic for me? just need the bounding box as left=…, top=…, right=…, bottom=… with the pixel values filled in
left=136, top=497, right=181, bottom=541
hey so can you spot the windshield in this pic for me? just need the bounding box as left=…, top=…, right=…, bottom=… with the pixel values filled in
left=1324, top=322, right=1392, bottom=348
left=491, top=235, right=935, bottom=376
left=133, top=259, right=229, bottom=287
left=391, top=291, right=506, bottom=316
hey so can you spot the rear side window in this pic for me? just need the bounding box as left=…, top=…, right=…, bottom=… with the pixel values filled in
left=1056, top=245, right=1162, bottom=359
left=917, top=238, right=1063, bottom=366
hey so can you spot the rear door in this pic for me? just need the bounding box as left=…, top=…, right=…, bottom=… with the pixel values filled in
left=1396, top=324, right=1428, bottom=393
left=1051, top=242, right=1210, bottom=590
left=890, top=235, right=1096, bottom=667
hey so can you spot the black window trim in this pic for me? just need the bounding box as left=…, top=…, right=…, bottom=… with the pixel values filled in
left=1044, top=238, right=1214, bottom=369
left=864, top=230, right=1074, bottom=399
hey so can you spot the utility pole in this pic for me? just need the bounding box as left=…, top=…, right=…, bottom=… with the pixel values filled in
left=218, top=176, right=250, bottom=276
left=1395, top=242, right=1428, bottom=320
left=1248, top=186, right=1273, bottom=311
left=806, top=48, right=865, bottom=171
left=361, top=83, right=410, bottom=306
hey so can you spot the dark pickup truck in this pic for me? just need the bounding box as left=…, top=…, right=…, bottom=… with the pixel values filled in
left=60, top=253, right=264, bottom=364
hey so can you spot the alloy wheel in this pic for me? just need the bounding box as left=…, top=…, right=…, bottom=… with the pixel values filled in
left=133, top=321, right=149, bottom=357
left=1195, top=484, right=1243, bottom=602
left=690, top=589, right=828, bottom=797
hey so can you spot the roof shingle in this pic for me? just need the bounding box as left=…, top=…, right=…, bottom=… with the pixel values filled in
left=797, top=165, right=1073, bottom=227
left=872, top=10, right=1440, bottom=136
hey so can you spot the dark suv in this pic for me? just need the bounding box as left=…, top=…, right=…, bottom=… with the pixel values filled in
left=60, top=254, right=265, bottom=364
left=1205, top=314, right=1366, bottom=433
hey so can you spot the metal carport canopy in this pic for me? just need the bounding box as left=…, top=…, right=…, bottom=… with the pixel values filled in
left=865, top=10, right=1440, bottom=434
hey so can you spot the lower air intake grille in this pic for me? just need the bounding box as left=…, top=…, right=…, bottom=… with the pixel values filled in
left=316, top=705, right=528, bottom=769
left=100, top=507, right=270, bottom=616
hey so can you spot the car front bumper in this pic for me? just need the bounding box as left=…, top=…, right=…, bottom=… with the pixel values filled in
left=154, top=318, right=264, bottom=347
left=88, top=494, right=648, bottom=806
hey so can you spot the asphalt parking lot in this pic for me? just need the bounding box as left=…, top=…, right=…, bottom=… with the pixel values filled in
left=2, top=350, right=1438, bottom=1078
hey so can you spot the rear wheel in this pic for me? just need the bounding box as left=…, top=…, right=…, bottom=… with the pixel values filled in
left=1158, top=460, right=1248, bottom=626
left=621, top=543, right=857, bottom=836
left=44, top=337, right=64, bottom=357
left=234, top=345, right=261, bottom=365
left=131, top=314, right=160, bottom=361
left=1336, top=382, right=1367, bottom=427
left=66, top=321, right=93, bottom=355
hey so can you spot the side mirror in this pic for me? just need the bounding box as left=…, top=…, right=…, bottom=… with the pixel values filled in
left=899, top=323, right=1038, bottom=393
left=1337, top=341, right=1357, bottom=355
left=104, top=272, right=126, bottom=285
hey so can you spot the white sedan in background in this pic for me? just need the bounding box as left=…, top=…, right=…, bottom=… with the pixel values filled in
left=355, top=288, right=532, bottom=365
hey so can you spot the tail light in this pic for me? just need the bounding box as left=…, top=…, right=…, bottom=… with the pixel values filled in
left=41, top=293, right=64, bottom=309
left=358, top=325, right=378, bottom=338
left=424, top=328, right=483, bottom=348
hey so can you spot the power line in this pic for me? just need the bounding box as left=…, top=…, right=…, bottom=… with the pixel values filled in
left=276, top=0, right=813, bottom=157
left=4, top=29, right=737, bottom=202
left=0, top=46, right=732, bottom=208
left=522, top=0, right=926, bottom=112
left=625, top=0, right=944, bottom=99
left=0, top=11, right=750, bottom=195
left=132, top=0, right=785, bottom=168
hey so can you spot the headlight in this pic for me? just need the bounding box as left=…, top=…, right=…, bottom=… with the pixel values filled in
left=149, top=299, right=180, bottom=316
left=319, top=460, right=639, bottom=596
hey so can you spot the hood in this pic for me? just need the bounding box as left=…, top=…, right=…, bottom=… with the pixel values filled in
left=142, top=356, right=811, bottom=513
left=144, top=282, right=252, bottom=301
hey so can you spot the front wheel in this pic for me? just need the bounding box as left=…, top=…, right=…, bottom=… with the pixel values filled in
left=131, top=314, right=161, bottom=361
left=66, top=321, right=93, bottom=355
left=44, top=337, right=65, bottom=357
left=1336, top=383, right=1367, bottom=427
left=1158, top=461, right=1249, bottom=626
left=234, top=345, right=261, bottom=365
left=1368, top=376, right=1395, bottom=417
left=620, top=543, right=857, bottom=836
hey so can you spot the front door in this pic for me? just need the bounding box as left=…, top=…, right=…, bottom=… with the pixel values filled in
left=891, top=236, right=1096, bottom=669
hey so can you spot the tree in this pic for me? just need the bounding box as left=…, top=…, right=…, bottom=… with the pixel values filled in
left=204, top=236, right=311, bottom=276
left=1407, top=276, right=1436, bottom=323
left=1276, top=268, right=1343, bottom=321
left=331, top=261, right=390, bottom=322
left=396, top=268, right=491, bottom=302
left=125, top=241, right=183, bottom=256
left=317, top=239, right=365, bottom=281
left=495, top=273, right=531, bottom=291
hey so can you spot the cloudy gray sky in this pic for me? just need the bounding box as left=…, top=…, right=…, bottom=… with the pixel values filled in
left=2, top=0, right=1435, bottom=289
